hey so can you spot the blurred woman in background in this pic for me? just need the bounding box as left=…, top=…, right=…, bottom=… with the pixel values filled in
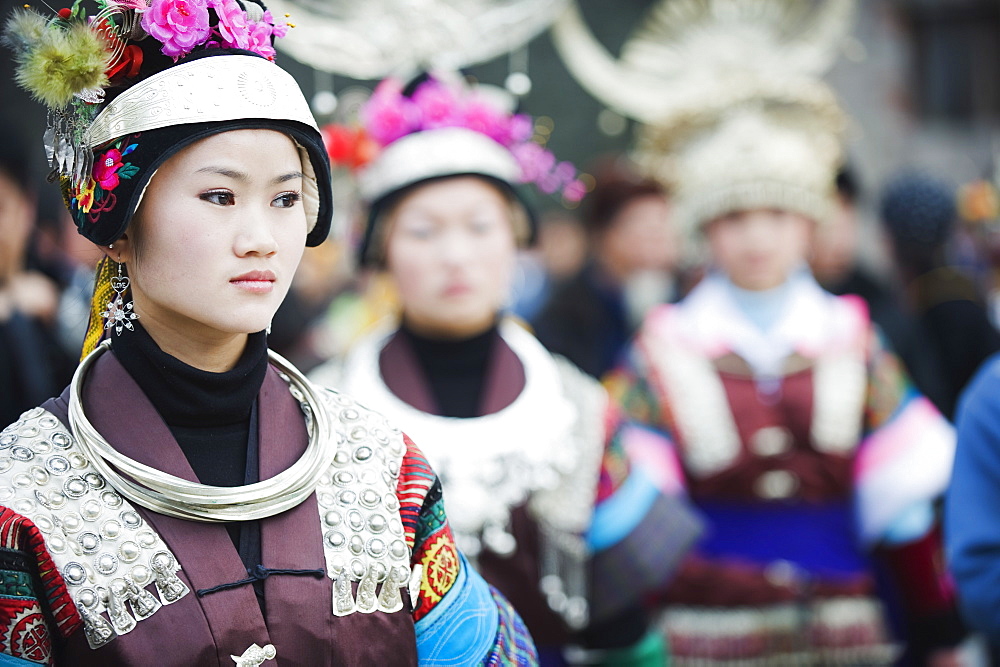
left=312, top=73, right=701, bottom=666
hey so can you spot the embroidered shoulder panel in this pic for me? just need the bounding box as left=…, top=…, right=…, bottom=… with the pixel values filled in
left=311, top=386, right=412, bottom=616
left=640, top=323, right=742, bottom=478
left=0, top=408, right=189, bottom=650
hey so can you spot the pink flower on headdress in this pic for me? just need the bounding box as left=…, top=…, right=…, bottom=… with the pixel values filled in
left=245, top=20, right=276, bottom=59
left=412, top=80, right=462, bottom=129
left=506, top=114, right=533, bottom=145
left=462, top=96, right=508, bottom=145
left=210, top=0, right=251, bottom=49
left=363, top=79, right=420, bottom=147
left=510, top=142, right=555, bottom=184
left=263, top=10, right=288, bottom=39
left=93, top=148, right=124, bottom=190
left=141, top=0, right=211, bottom=59
left=563, top=179, right=587, bottom=202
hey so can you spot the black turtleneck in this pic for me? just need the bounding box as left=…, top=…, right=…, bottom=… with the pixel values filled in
left=399, top=322, right=499, bottom=418
left=111, top=323, right=268, bottom=555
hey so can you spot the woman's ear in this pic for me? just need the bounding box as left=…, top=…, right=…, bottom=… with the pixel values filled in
left=99, top=232, right=134, bottom=264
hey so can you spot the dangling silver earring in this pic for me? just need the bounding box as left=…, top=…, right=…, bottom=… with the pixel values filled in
left=102, top=261, right=139, bottom=335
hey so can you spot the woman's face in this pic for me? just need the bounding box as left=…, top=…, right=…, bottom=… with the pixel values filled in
left=601, top=194, right=678, bottom=278
left=384, top=176, right=517, bottom=339
left=705, top=208, right=814, bottom=291
left=120, top=129, right=307, bottom=340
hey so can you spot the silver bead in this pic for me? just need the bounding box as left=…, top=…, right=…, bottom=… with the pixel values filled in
left=81, top=499, right=103, bottom=521
left=45, top=455, right=70, bottom=475
left=101, top=490, right=124, bottom=508
left=101, top=520, right=122, bottom=540
left=64, top=562, right=87, bottom=585
left=119, top=541, right=140, bottom=562
left=78, top=532, right=102, bottom=554
left=96, top=552, right=119, bottom=575
left=11, top=447, right=34, bottom=462
left=62, top=512, right=84, bottom=533
left=29, top=466, right=49, bottom=486
left=366, top=538, right=386, bottom=558
left=389, top=540, right=407, bottom=560
left=367, top=514, right=387, bottom=534
left=63, top=476, right=89, bottom=498
left=325, top=531, right=345, bottom=549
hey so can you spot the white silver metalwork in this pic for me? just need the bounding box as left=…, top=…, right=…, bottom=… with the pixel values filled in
left=67, top=342, right=337, bottom=522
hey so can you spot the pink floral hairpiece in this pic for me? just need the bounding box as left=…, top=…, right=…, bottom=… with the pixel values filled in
left=141, top=0, right=288, bottom=60
left=325, top=76, right=586, bottom=202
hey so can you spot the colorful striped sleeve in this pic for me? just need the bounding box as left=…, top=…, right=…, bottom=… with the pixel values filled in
left=0, top=506, right=82, bottom=665
left=395, top=435, right=538, bottom=666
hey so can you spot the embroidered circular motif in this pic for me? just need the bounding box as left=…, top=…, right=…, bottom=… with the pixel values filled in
left=8, top=606, right=52, bottom=664
left=238, top=70, right=277, bottom=106
left=419, top=535, right=459, bottom=605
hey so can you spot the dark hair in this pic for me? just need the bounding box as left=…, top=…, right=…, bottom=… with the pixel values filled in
left=880, top=170, right=955, bottom=249
left=582, top=170, right=666, bottom=236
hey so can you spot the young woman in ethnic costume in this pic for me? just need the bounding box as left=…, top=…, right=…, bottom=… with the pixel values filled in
left=310, top=75, right=702, bottom=666
left=587, top=10, right=966, bottom=667
left=0, top=3, right=534, bottom=665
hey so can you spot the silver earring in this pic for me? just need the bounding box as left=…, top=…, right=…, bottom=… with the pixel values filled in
left=102, top=261, right=138, bottom=335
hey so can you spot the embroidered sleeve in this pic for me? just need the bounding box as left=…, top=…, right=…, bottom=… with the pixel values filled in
left=854, top=327, right=955, bottom=546
left=0, top=507, right=82, bottom=666
left=395, top=435, right=537, bottom=665
left=587, top=411, right=701, bottom=624
left=603, top=347, right=668, bottom=435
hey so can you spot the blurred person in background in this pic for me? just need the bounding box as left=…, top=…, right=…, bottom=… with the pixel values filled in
left=508, top=210, right=588, bottom=324
left=533, top=162, right=680, bottom=378
left=312, top=73, right=702, bottom=666
left=946, top=346, right=1000, bottom=665
left=879, top=171, right=1000, bottom=420
left=600, top=5, right=964, bottom=662
left=0, top=131, right=74, bottom=424
left=813, top=166, right=951, bottom=418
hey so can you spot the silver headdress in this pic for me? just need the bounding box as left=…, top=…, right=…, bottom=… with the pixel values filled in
left=552, top=0, right=856, bottom=232
left=266, top=0, right=570, bottom=81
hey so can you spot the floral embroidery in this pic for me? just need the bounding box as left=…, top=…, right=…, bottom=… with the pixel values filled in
left=69, top=136, right=140, bottom=228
